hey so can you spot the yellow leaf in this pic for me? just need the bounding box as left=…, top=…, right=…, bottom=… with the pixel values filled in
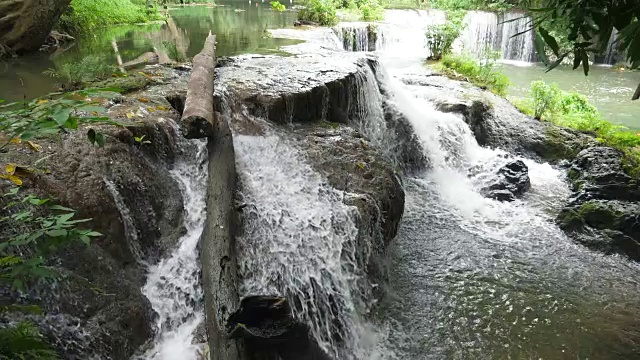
left=155, top=105, right=169, bottom=111
left=9, top=138, right=21, bottom=144
left=0, top=174, right=22, bottom=186
left=147, top=107, right=155, bottom=112
left=4, top=163, right=16, bottom=175
left=356, top=162, right=366, bottom=170
left=36, top=99, right=49, bottom=105
left=126, top=112, right=135, bottom=119
left=26, top=141, right=42, bottom=152
left=138, top=97, right=149, bottom=103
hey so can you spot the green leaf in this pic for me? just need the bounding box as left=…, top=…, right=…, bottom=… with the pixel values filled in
left=46, top=229, right=68, bottom=237
left=573, top=49, right=582, bottom=70
left=535, top=31, right=549, bottom=65
left=85, top=231, right=102, bottom=237
left=55, top=213, right=75, bottom=224
left=49, top=204, right=74, bottom=212
left=87, top=128, right=96, bottom=145
left=539, top=27, right=560, bottom=56
left=545, top=54, right=567, bottom=72
left=51, top=107, right=73, bottom=127
left=95, top=132, right=106, bottom=147
left=581, top=50, right=590, bottom=76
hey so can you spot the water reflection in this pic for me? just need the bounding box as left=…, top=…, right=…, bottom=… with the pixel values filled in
left=0, top=0, right=300, bottom=100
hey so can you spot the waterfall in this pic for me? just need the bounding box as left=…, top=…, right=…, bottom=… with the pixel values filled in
left=499, top=11, right=536, bottom=63
left=136, top=136, right=209, bottom=360
left=234, top=133, right=386, bottom=360
left=334, top=23, right=375, bottom=51
left=375, top=9, right=447, bottom=59
left=596, top=28, right=624, bottom=65
left=455, top=11, right=499, bottom=58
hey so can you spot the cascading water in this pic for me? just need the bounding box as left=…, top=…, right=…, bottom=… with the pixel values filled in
left=334, top=23, right=374, bottom=51
left=234, top=133, right=387, bottom=360
left=375, top=10, right=446, bottom=60
left=373, top=48, right=640, bottom=358
left=499, top=11, right=536, bottom=63
left=136, top=134, right=209, bottom=360
left=455, top=11, right=499, bottom=58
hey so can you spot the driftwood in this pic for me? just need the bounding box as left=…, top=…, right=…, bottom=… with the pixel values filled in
left=121, top=51, right=159, bottom=70
left=201, top=112, right=245, bottom=360
left=181, top=32, right=217, bottom=138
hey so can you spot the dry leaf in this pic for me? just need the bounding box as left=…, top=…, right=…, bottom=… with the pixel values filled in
left=9, top=138, right=21, bottom=144
left=126, top=112, right=135, bottom=119
left=4, top=163, right=16, bottom=175
left=36, top=99, right=49, bottom=105
left=147, top=107, right=155, bottom=112
left=0, top=174, right=22, bottom=186
left=138, top=97, right=149, bottom=103
left=26, top=141, right=42, bottom=152
left=155, top=105, right=169, bottom=111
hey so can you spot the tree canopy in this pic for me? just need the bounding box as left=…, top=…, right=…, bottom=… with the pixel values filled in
left=530, top=0, right=640, bottom=98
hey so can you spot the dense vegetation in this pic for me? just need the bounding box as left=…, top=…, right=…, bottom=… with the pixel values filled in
left=59, top=0, right=164, bottom=33
left=299, top=0, right=385, bottom=25
left=438, top=53, right=510, bottom=96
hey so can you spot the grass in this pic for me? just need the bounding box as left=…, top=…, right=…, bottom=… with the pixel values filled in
left=60, top=0, right=164, bottom=33
left=514, top=81, right=640, bottom=177
left=437, top=53, right=510, bottom=96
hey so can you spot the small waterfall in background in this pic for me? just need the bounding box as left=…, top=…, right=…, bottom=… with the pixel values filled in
left=375, top=10, right=447, bottom=59
left=499, top=11, right=536, bottom=64
left=334, top=23, right=375, bottom=51
left=454, top=11, right=499, bottom=59
left=137, top=135, right=209, bottom=360
left=234, top=134, right=388, bottom=360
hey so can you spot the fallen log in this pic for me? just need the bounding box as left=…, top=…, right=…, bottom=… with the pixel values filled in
left=181, top=32, right=217, bottom=138
left=201, top=111, right=245, bottom=360
left=121, top=51, right=159, bottom=70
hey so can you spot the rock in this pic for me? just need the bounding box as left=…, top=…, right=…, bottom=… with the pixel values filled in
left=403, top=74, right=596, bottom=161
left=558, top=200, right=640, bottom=260
left=0, top=77, right=191, bottom=358
left=0, top=0, right=71, bottom=54
left=294, top=20, right=319, bottom=26
left=557, top=147, right=640, bottom=260
left=381, top=95, right=428, bottom=174
left=481, top=160, right=531, bottom=201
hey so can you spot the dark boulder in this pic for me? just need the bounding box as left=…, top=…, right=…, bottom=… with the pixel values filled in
left=481, top=160, right=531, bottom=201
left=558, top=147, right=640, bottom=260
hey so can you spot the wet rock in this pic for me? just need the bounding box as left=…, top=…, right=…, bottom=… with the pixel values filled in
left=215, top=53, right=378, bottom=125
left=481, top=160, right=531, bottom=202
left=404, top=74, right=596, bottom=161
left=381, top=97, right=428, bottom=174
left=557, top=147, right=640, bottom=260
left=0, top=76, right=191, bottom=358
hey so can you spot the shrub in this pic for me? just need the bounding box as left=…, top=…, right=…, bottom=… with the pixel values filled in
left=271, top=0, right=287, bottom=11
left=360, top=1, right=385, bottom=21
left=43, top=55, right=118, bottom=86
left=60, top=0, right=162, bottom=33
left=439, top=53, right=510, bottom=96
left=530, top=80, right=561, bottom=120
left=299, top=0, right=338, bottom=25
left=425, top=22, right=462, bottom=60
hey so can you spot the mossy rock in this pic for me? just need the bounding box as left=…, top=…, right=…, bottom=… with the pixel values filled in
left=87, top=74, right=153, bottom=93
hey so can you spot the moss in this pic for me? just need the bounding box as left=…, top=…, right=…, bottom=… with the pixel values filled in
left=318, top=120, right=341, bottom=130
left=541, top=126, right=581, bottom=161
left=621, top=148, right=640, bottom=179
left=87, top=74, right=153, bottom=93
left=559, top=201, right=622, bottom=232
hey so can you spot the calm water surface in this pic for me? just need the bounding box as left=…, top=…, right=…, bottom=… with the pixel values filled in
left=0, top=0, right=300, bottom=101
left=502, top=63, right=640, bottom=129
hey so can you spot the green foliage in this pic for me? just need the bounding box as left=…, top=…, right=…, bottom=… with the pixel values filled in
left=299, top=0, right=338, bottom=26
left=0, top=90, right=120, bottom=150
left=60, top=0, right=163, bottom=33
left=0, top=188, right=101, bottom=359
left=529, top=80, right=561, bottom=120
left=425, top=22, right=462, bottom=60
left=517, top=80, right=640, bottom=175
left=270, top=1, right=287, bottom=11
left=44, top=56, right=119, bottom=85
left=530, top=0, right=640, bottom=98
left=161, top=41, right=187, bottom=62
left=0, top=322, right=59, bottom=360
left=426, top=0, right=515, bottom=11
left=439, top=53, right=510, bottom=96
left=359, top=0, right=385, bottom=21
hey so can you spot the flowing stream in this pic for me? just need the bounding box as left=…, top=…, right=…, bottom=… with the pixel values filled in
left=137, top=135, right=208, bottom=360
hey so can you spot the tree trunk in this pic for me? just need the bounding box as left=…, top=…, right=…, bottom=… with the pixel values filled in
left=0, top=0, right=71, bottom=54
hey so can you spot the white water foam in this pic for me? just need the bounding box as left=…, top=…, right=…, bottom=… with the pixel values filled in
left=234, top=133, right=388, bottom=360
left=137, top=138, right=208, bottom=360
